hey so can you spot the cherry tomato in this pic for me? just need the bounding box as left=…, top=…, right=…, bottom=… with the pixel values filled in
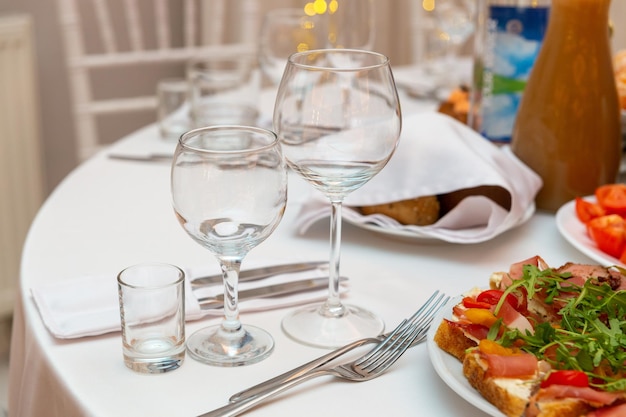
left=575, top=197, right=606, bottom=223
left=586, top=214, right=626, bottom=258
left=462, top=296, right=491, bottom=309
left=476, top=289, right=519, bottom=310
left=540, top=370, right=589, bottom=388
left=595, top=184, right=626, bottom=217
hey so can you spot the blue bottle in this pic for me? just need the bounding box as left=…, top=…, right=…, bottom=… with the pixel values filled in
left=468, top=0, right=550, bottom=144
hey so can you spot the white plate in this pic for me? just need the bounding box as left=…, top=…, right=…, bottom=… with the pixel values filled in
left=555, top=198, right=625, bottom=267
left=346, top=202, right=536, bottom=244
left=426, top=297, right=505, bottom=417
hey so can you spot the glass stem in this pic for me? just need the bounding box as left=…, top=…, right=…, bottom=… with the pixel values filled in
left=220, top=258, right=242, bottom=332
left=322, top=200, right=346, bottom=318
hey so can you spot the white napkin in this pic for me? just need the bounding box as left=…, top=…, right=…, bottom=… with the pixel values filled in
left=295, top=112, right=542, bottom=243
left=31, top=263, right=346, bottom=339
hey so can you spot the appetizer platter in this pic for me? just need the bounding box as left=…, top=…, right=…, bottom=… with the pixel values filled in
left=429, top=255, right=626, bottom=417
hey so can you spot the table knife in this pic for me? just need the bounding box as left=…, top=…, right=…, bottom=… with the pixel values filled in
left=197, top=276, right=345, bottom=310
left=191, top=261, right=328, bottom=288
left=108, top=153, right=173, bottom=162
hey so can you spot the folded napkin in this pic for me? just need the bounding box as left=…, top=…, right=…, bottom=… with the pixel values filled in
left=295, top=112, right=542, bottom=243
left=31, top=263, right=346, bottom=339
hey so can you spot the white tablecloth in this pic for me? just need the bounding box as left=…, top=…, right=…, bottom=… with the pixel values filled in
left=8, top=77, right=593, bottom=417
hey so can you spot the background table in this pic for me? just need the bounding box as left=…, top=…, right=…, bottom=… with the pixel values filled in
left=8, top=80, right=593, bottom=417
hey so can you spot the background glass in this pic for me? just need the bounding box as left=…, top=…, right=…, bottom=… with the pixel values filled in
left=187, top=56, right=260, bottom=128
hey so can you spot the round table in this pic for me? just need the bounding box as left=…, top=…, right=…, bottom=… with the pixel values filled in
left=8, top=80, right=591, bottom=417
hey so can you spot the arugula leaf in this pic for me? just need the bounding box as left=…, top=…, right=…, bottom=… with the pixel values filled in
left=490, top=265, right=626, bottom=391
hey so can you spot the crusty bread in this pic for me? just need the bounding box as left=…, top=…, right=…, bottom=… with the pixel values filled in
left=526, top=398, right=592, bottom=417
left=432, top=319, right=476, bottom=361
left=462, top=351, right=530, bottom=417
left=359, top=195, right=440, bottom=226
left=357, top=186, right=511, bottom=226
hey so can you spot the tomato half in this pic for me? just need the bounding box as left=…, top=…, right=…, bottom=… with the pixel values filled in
left=595, top=184, right=626, bottom=217
left=540, top=370, right=589, bottom=388
left=476, top=289, right=519, bottom=310
left=462, top=297, right=491, bottom=309
left=587, top=214, right=626, bottom=258
left=575, top=197, right=606, bottom=223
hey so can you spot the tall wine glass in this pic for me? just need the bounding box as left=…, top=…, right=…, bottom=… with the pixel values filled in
left=258, top=1, right=375, bottom=86
left=171, top=125, right=287, bottom=366
left=274, top=49, right=402, bottom=348
left=325, top=0, right=375, bottom=52
left=431, top=0, right=476, bottom=87
left=258, top=8, right=326, bottom=86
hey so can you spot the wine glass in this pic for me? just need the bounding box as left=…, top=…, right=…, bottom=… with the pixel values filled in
left=258, top=1, right=375, bottom=86
left=274, top=49, right=402, bottom=348
left=258, top=8, right=326, bottom=86
left=431, top=0, right=476, bottom=86
left=171, top=125, right=288, bottom=366
left=325, top=0, right=375, bottom=52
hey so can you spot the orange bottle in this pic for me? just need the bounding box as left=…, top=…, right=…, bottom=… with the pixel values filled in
left=511, top=0, right=621, bottom=212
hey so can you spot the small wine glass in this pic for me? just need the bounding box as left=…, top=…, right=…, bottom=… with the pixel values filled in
left=274, top=49, right=402, bottom=348
left=171, top=125, right=288, bottom=366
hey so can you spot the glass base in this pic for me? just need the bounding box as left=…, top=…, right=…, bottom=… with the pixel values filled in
left=281, top=303, right=385, bottom=348
left=123, top=344, right=185, bottom=374
left=186, top=324, right=274, bottom=367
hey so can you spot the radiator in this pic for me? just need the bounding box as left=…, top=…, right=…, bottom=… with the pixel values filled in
left=0, top=14, right=44, bottom=318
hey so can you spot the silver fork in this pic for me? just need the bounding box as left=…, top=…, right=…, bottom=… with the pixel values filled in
left=229, top=290, right=450, bottom=403
left=199, top=292, right=450, bottom=417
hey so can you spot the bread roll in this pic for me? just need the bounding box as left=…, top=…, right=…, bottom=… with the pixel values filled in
left=359, top=195, right=440, bottom=226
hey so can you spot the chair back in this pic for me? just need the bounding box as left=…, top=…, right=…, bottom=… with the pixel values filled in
left=56, top=0, right=260, bottom=161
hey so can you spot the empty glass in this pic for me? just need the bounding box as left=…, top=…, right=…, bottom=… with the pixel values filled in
left=274, top=49, right=402, bottom=348
left=171, top=125, right=288, bottom=366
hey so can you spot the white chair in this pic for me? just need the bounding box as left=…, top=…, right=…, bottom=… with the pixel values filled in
left=56, top=0, right=261, bottom=161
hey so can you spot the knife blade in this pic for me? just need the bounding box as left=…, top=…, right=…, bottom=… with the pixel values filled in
left=191, top=261, right=328, bottom=288
left=108, top=153, right=173, bottom=162
left=197, top=276, right=345, bottom=310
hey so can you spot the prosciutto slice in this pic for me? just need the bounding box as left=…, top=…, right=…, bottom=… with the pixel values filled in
left=537, top=385, right=623, bottom=407
left=480, top=352, right=538, bottom=378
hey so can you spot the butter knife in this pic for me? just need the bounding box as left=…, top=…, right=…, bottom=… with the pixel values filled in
left=198, top=276, right=345, bottom=310
left=191, top=261, right=328, bottom=288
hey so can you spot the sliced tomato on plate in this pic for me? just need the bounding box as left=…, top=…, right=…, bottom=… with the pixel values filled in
left=462, top=296, right=491, bottom=309
left=586, top=214, right=626, bottom=258
left=595, top=184, right=626, bottom=217
left=540, top=370, right=589, bottom=388
left=476, top=289, right=521, bottom=310
left=575, top=197, right=606, bottom=223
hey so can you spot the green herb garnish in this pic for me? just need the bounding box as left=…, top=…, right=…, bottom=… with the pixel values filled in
left=489, top=264, right=626, bottom=391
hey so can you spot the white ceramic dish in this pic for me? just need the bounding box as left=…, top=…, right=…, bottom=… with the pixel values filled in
left=427, top=296, right=505, bottom=417
left=555, top=198, right=624, bottom=267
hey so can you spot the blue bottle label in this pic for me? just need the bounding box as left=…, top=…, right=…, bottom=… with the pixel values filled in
left=479, top=6, right=550, bottom=143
